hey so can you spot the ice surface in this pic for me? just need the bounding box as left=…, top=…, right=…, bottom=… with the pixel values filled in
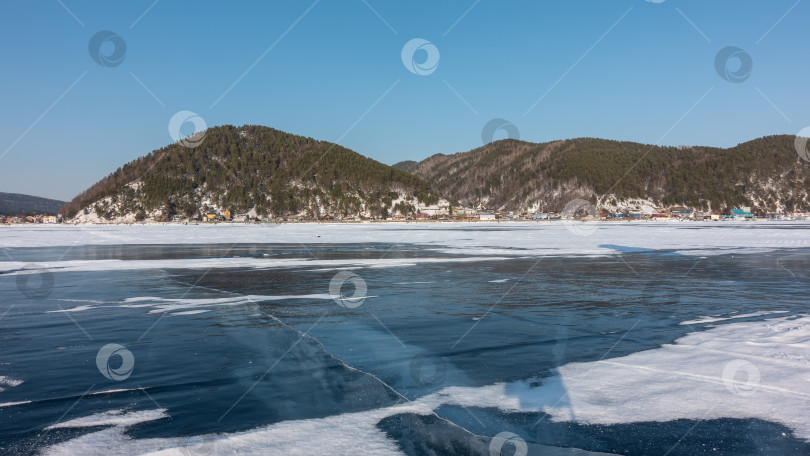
left=434, top=314, right=810, bottom=440
left=16, top=223, right=810, bottom=454
left=43, top=314, right=810, bottom=454
left=3, top=222, right=810, bottom=258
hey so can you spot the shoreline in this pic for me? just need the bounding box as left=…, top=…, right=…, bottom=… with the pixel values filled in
left=2, top=218, right=807, bottom=227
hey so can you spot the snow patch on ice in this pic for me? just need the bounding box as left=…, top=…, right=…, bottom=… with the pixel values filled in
left=0, top=376, right=23, bottom=392
left=47, top=305, right=96, bottom=313
left=120, top=294, right=335, bottom=314
left=46, top=409, right=168, bottom=430
left=169, top=309, right=210, bottom=316
left=0, top=256, right=510, bottom=276
left=681, top=310, right=790, bottom=325
left=0, top=400, right=31, bottom=408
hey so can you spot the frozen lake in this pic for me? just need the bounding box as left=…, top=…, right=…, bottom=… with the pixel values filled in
left=1, top=222, right=809, bottom=455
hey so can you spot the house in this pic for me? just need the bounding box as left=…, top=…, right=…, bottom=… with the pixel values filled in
left=205, top=212, right=217, bottom=221
left=730, top=208, right=754, bottom=220
left=462, top=207, right=479, bottom=219
left=43, top=215, right=58, bottom=224
left=419, top=204, right=449, bottom=217
left=670, top=207, right=694, bottom=218
left=532, top=212, right=549, bottom=220
left=479, top=212, right=496, bottom=221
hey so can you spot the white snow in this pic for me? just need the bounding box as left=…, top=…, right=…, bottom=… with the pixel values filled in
left=680, top=310, right=790, bottom=325
left=118, top=294, right=336, bottom=315
left=0, top=256, right=511, bottom=276
left=2, top=222, right=809, bottom=259
left=46, top=409, right=168, bottom=430
left=169, top=309, right=210, bottom=316
left=46, top=304, right=96, bottom=313
left=0, top=376, right=23, bottom=392
left=0, top=400, right=31, bottom=408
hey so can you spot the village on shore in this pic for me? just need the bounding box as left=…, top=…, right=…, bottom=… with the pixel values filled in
left=3, top=204, right=810, bottom=225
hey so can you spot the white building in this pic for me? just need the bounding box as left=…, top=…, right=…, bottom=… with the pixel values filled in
left=418, top=199, right=451, bottom=217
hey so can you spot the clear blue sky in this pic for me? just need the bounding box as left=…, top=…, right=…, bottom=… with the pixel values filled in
left=0, top=0, right=807, bottom=200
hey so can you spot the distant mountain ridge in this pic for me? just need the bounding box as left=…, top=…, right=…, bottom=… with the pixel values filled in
left=0, top=192, right=65, bottom=216
left=61, top=126, right=810, bottom=222
left=392, top=160, right=417, bottom=172
left=407, top=135, right=810, bottom=214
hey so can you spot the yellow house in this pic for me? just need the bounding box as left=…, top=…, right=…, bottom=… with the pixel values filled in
left=206, top=212, right=217, bottom=221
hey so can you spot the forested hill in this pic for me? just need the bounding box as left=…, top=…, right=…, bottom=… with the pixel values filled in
left=62, top=128, right=810, bottom=222
left=0, top=192, right=65, bottom=216
left=408, top=135, right=810, bottom=214
left=61, top=125, right=438, bottom=222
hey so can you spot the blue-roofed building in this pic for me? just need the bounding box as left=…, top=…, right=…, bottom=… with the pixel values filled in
left=730, top=209, right=754, bottom=220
